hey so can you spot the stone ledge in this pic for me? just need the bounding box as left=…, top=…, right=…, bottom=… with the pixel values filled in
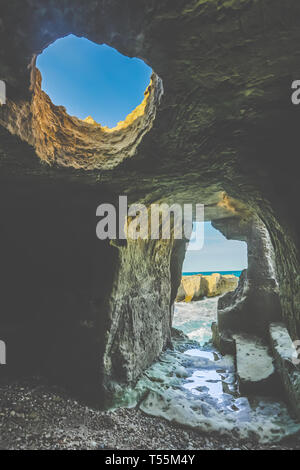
left=234, top=334, right=278, bottom=395
left=269, top=323, right=300, bottom=419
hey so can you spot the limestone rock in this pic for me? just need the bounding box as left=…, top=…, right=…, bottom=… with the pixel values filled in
left=176, top=273, right=238, bottom=302
left=176, top=275, right=204, bottom=302
left=217, top=271, right=282, bottom=339
left=211, top=322, right=235, bottom=356
left=0, top=0, right=299, bottom=405
left=3, top=70, right=163, bottom=170
left=204, top=273, right=238, bottom=298
left=269, top=323, right=300, bottom=419
left=215, top=218, right=282, bottom=340
left=234, top=334, right=277, bottom=395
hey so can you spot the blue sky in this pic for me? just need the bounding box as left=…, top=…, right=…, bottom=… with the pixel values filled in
left=37, top=36, right=247, bottom=273
left=36, top=34, right=152, bottom=128
left=183, top=222, right=247, bottom=273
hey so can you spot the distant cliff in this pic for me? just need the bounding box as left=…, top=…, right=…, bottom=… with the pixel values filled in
left=176, top=273, right=238, bottom=302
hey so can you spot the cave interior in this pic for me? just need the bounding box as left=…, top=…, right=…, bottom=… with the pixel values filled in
left=0, top=1, right=299, bottom=419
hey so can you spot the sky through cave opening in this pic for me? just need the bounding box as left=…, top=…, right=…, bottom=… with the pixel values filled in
left=183, top=221, right=247, bottom=275
left=36, top=34, right=153, bottom=128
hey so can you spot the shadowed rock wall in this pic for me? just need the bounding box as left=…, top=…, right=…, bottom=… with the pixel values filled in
left=213, top=216, right=282, bottom=341
left=0, top=1, right=299, bottom=400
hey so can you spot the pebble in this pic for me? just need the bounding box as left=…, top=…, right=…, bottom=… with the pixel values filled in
left=0, top=378, right=299, bottom=451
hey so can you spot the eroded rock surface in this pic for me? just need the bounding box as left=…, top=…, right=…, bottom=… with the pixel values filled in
left=214, top=217, right=282, bottom=340
left=234, top=334, right=277, bottom=395
left=270, top=323, right=300, bottom=419
left=176, top=273, right=238, bottom=302
left=0, top=69, right=162, bottom=170
left=0, top=1, right=299, bottom=404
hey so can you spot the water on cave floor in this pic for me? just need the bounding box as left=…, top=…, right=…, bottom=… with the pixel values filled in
left=117, top=298, right=300, bottom=443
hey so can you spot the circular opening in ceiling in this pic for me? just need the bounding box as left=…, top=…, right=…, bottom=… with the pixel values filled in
left=36, top=34, right=153, bottom=130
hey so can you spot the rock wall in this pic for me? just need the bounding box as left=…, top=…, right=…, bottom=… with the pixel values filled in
left=0, top=1, right=299, bottom=402
left=176, top=273, right=238, bottom=302
left=0, top=184, right=185, bottom=402
left=213, top=216, right=282, bottom=341
left=211, top=216, right=300, bottom=405
left=0, top=68, right=163, bottom=170
left=270, top=323, right=300, bottom=419
left=0, top=181, right=119, bottom=399
left=102, top=237, right=176, bottom=396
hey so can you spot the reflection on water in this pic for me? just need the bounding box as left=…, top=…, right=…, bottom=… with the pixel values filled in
left=182, top=348, right=233, bottom=399
left=117, top=298, right=300, bottom=443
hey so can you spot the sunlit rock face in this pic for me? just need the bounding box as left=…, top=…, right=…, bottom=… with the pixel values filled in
left=0, top=68, right=162, bottom=170
left=0, top=0, right=299, bottom=402
left=176, top=274, right=238, bottom=302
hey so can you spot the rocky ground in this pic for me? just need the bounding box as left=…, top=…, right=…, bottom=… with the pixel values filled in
left=0, top=377, right=300, bottom=450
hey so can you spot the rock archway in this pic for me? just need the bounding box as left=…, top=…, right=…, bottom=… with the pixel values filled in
left=0, top=1, right=299, bottom=410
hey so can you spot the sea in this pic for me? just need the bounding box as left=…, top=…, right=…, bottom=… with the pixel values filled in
left=183, top=270, right=243, bottom=277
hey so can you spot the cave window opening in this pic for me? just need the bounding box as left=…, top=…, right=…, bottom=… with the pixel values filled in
left=36, top=34, right=153, bottom=129
left=174, top=221, right=248, bottom=345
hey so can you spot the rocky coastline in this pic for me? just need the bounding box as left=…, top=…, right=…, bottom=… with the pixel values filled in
left=176, top=273, right=238, bottom=302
